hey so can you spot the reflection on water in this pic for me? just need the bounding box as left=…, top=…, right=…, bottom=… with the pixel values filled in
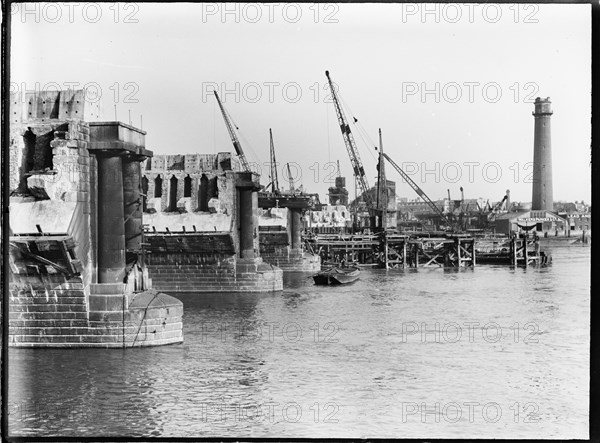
left=9, top=245, right=589, bottom=438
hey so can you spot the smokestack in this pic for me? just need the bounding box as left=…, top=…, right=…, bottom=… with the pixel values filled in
left=506, top=189, right=511, bottom=212
left=531, top=97, right=553, bottom=211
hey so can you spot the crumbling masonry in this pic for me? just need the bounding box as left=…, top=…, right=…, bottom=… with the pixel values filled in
left=141, top=154, right=284, bottom=292
left=8, top=90, right=183, bottom=347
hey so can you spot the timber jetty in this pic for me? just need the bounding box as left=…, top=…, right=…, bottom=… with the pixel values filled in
left=305, top=231, right=475, bottom=268
left=304, top=230, right=550, bottom=268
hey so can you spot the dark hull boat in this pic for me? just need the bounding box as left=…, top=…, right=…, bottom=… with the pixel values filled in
left=313, top=266, right=360, bottom=285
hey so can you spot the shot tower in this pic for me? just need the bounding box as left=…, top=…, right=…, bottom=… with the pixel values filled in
left=531, top=97, right=554, bottom=211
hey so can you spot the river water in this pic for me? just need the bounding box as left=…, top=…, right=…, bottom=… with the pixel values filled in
left=8, top=244, right=589, bottom=439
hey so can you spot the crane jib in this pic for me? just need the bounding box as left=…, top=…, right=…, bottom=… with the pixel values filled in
left=325, top=70, right=373, bottom=209
left=382, top=152, right=449, bottom=224
left=213, top=90, right=251, bottom=173
left=233, top=141, right=243, bottom=157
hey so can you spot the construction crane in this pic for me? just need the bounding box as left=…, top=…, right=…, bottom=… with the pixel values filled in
left=286, top=163, right=295, bottom=193
left=213, top=90, right=251, bottom=172
left=325, top=70, right=373, bottom=210
left=487, top=194, right=508, bottom=221
left=266, top=128, right=280, bottom=194
left=375, top=129, right=389, bottom=226
left=376, top=129, right=385, bottom=211
left=382, top=152, right=451, bottom=226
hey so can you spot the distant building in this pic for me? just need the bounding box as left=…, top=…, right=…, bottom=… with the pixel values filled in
left=561, top=212, right=591, bottom=235
left=512, top=202, right=532, bottom=212
left=397, top=197, right=498, bottom=219
left=397, top=199, right=438, bottom=221
left=554, top=201, right=591, bottom=214
left=349, top=180, right=398, bottom=229
left=306, top=204, right=351, bottom=229
left=494, top=210, right=566, bottom=236
left=328, top=176, right=349, bottom=206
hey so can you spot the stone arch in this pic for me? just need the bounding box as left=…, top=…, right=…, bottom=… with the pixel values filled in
left=184, top=175, right=192, bottom=198
left=199, top=174, right=209, bottom=212
left=23, top=129, right=36, bottom=173
left=154, top=175, right=163, bottom=198
left=168, top=175, right=178, bottom=212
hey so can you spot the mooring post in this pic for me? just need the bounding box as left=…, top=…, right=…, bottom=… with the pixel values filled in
left=524, top=234, right=529, bottom=268
left=511, top=236, right=517, bottom=266
left=383, top=232, right=389, bottom=269
left=415, top=243, right=420, bottom=268
left=444, top=242, right=451, bottom=267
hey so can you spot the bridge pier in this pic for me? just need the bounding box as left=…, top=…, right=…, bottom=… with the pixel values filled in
left=123, top=157, right=144, bottom=254
left=288, top=207, right=303, bottom=250
left=8, top=90, right=183, bottom=347
left=258, top=193, right=321, bottom=272
left=96, top=155, right=126, bottom=283
left=239, top=187, right=258, bottom=259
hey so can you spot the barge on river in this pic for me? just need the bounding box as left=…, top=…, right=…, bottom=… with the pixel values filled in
left=313, top=266, right=360, bottom=285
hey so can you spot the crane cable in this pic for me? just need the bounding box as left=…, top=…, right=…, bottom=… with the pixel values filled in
left=337, top=93, right=379, bottom=165
left=213, top=99, right=217, bottom=154
left=326, top=103, right=331, bottom=165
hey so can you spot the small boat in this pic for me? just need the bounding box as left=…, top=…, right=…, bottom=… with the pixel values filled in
left=313, top=266, right=360, bottom=285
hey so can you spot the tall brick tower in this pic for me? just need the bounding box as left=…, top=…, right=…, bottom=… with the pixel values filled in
left=531, top=97, right=554, bottom=211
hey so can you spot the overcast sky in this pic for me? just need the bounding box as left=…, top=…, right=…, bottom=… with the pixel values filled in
left=11, top=3, right=591, bottom=204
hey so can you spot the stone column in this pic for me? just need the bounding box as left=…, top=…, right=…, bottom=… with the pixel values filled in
left=252, top=190, right=259, bottom=251
left=239, top=188, right=255, bottom=258
left=146, top=174, right=155, bottom=201
left=97, top=155, right=126, bottom=283
left=190, top=176, right=200, bottom=211
left=123, top=157, right=143, bottom=252
left=289, top=208, right=302, bottom=250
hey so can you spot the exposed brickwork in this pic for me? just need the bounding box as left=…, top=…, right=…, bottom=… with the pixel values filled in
left=9, top=117, right=95, bottom=288
left=8, top=90, right=183, bottom=348
left=147, top=254, right=283, bottom=293
left=260, top=248, right=321, bottom=272
left=145, top=232, right=235, bottom=255
left=259, top=231, right=321, bottom=271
